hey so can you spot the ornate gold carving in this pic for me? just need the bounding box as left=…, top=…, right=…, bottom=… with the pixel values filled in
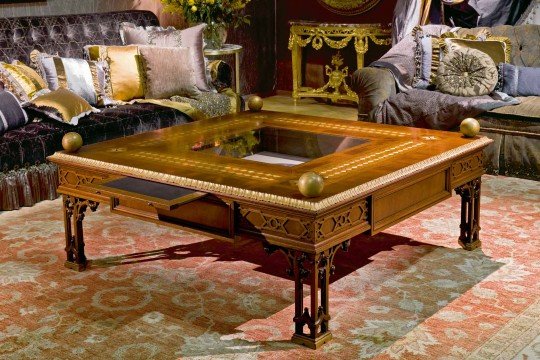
left=239, top=207, right=312, bottom=241
left=289, top=22, right=391, bottom=104
left=59, top=168, right=107, bottom=186
left=313, top=52, right=358, bottom=102
left=288, top=25, right=391, bottom=51
left=451, top=152, right=484, bottom=180
left=49, top=136, right=492, bottom=212
left=315, top=200, right=369, bottom=241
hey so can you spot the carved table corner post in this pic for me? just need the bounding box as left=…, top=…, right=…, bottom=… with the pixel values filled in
left=455, top=177, right=482, bottom=250
left=63, top=195, right=99, bottom=271
left=288, top=30, right=302, bottom=103
left=266, top=240, right=350, bottom=349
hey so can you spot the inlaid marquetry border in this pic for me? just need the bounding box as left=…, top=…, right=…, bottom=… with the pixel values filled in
left=132, top=151, right=283, bottom=182
left=320, top=141, right=424, bottom=178
left=272, top=117, right=408, bottom=137
left=49, top=137, right=492, bottom=212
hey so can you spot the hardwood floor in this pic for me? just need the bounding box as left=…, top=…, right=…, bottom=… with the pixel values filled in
left=261, top=94, right=358, bottom=121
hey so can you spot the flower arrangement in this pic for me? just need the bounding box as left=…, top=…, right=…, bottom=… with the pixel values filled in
left=161, top=0, right=251, bottom=29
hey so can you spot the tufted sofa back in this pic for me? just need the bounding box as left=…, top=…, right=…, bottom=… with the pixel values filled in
left=0, top=10, right=159, bottom=64
left=456, top=25, right=540, bottom=68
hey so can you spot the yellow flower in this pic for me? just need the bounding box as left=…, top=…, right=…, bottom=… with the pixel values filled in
left=191, top=5, right=197, bottom=12
left=188, top=0, right=194, bottom=5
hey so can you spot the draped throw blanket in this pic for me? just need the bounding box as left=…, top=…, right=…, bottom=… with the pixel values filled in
left=374, top=90, right=520, bottom=130
left=371, top=25, right=520, bottom=130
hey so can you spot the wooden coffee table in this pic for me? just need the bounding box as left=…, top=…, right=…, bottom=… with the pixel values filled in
left=48, top=111, right=492, bottom=349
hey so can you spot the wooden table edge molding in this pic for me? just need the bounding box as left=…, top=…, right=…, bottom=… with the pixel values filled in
left=47, top=114, right=493, bottom=350
left=49, top=136, right=491, bottom=214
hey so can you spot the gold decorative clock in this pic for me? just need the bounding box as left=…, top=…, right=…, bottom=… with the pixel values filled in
left=316, top=0, right=382, bottom=15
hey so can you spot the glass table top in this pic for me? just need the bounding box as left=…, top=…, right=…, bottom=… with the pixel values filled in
left=190, top=127, right=369, bottom=167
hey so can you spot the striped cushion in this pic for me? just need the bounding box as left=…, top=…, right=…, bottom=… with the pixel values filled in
left=31, top=50, right=112, bottom=106
left=0, top=90, right=28, bottom=135
left=0, top=61, right=49, bottom=102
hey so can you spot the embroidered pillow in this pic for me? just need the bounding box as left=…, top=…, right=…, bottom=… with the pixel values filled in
left=412, top=27, right=503, bottom=90
left=31, top=50, right=112, bottom=107
left=139, top=46, right=201, bottom=99
left=25, top=88, right=98, bottom=125
left=436, top=48, right=498, bottom=97
left=84, top=45, right=144, bottom=102
left=120, top=22, right=212, bottom=92
left=0, top=61, right=48, bottom=102
left=0, top=90, right=28, bottom=135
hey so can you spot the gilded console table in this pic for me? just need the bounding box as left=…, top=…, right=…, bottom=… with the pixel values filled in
left=288, top=21, right=391, bottom=103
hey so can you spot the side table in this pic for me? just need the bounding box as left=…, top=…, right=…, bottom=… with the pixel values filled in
left=288, top=21, right=391, bottom=104
left=204, top=44, right=243, bottom=94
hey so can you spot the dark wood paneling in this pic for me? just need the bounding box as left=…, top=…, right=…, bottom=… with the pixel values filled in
left=227, top=0, right=276, bottom=95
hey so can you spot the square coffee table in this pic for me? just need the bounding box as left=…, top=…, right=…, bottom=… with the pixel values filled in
left=48, top=111, right=492, bottom=349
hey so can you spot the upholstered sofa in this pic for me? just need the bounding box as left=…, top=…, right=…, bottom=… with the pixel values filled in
left=352, top=24, right=539, bottom=181
left=0, top=10, right=233, bottom=210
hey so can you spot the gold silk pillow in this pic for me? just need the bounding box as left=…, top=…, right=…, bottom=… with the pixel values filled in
left=25, top=88, right=98, bottom=125
left=442, top=37, right=511, bottom=65
left=84, top=45, right=144, bottom=102
left=0, top=61, right=49, bottom=102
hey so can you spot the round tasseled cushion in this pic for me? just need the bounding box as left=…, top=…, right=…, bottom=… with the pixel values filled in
left=436, top=47, right=498, bottom=97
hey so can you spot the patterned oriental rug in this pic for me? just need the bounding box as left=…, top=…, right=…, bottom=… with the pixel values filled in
left=0, top=175, right=538, bottom=359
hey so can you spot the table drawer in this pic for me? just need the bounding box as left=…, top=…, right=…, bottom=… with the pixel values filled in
left=372, top=171, right=450, bottom=234
left=90, top=177, right=234, bottom=240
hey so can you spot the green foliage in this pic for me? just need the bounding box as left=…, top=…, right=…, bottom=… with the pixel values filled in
left=161, top=0, right=251, bottom=28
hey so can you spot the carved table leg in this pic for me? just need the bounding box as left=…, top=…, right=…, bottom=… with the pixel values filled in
left=265, top=240, right=350, bottom=349
left=455, top=177, right=481, bottom=250
left=63, top=195, right=99, bottom=271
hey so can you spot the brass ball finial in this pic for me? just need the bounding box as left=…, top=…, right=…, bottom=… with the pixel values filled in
left=460, top=118, right=480, bottom=138
left=298, top=172, right=324, bottom=197
left=247, top=95, right=263, bottom=112
left=62, top=132, right=83, bottom=153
